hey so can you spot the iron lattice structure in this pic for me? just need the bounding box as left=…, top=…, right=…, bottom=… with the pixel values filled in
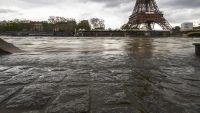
left=128, top=0, right=172, bottom=30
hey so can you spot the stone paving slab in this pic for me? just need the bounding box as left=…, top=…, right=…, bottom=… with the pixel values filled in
left=0, top=66, right=11, bottom=72
left=22, top=111, right=40, bottom=113
left=6, top=83, right=58, bottom=109
left=3, top=70, right=41, bottom=85
left=90, top=83, right=138, bottom=113
left=36, top=71, right=67, bottom=83
left=46, top=86, right=89, bottom=113
left=0, top=86, right=22, bottom=104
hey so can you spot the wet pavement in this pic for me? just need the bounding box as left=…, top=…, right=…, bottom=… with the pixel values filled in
left=0, top=36, right=200, bottom=113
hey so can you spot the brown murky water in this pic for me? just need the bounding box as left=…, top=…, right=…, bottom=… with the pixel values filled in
left=0, top=36, right=200, bottom=113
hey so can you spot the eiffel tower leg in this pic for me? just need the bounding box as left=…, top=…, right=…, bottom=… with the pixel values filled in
left=128, top=24, right=137, bottom=30
left=146, top=22, right=152, bottom=30
left=152, top=23, right=155, bottom=30
left=128, top=0, right=172, bottom=31
left=136, top=24, right=140, bottom=29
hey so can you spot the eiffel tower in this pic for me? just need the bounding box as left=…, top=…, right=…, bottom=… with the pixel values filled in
left=128, top=0, right=172, bottom=30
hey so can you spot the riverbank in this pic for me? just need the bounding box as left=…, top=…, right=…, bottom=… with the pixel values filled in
left=0, top=37, right=200, bottom=113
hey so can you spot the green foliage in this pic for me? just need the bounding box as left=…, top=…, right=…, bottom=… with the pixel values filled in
left=0, top=18, right=91, bottom=33
left=90, top=18, right=105, bottom=30
left=172, top=26, right=180, bottom=32
left=54, top=20, right=77, bottom=32
left=172, top=26, right=181, bottom=33
left=0, top=22, right=32, bottom=32
left=65, top=20, right=77, bottom=32
left=171, top=26, right=181, bottom=36
left=47, top=16, right=77, bottom=32
left=121, top=24, right=130, bottom=30
left=77, top=20, right=91, bottom=31
left=42, top=23, right=53, bottom=32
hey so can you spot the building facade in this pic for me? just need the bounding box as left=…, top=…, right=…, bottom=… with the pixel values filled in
left=181, top=22, right=193, bottom=31
left=31, top=22, right=46, bottom=32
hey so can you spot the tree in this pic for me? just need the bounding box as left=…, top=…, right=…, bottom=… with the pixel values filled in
left=48, top=16, right=71, bottom=24
left=0, top=19, right=32, bottom=32
left=65, top=20, right=77, bottom=33
left=48, top=16, right=77, bottom=33
left=172, top=26, right=181, bottom=32
left=54, top=20, right=76, bottom=33
left=121, top=24, right=130, bottom=31
left=77, top=20, right=91, bottom=31
left=54, top=22, right=67, bottom=32
left=43, top=23, right=54, bottom=32
left=0, top=21, right=7, bottom=32
left=171, top=26, right=181, bottom=36
left=90, top=18, right=105, bottom=30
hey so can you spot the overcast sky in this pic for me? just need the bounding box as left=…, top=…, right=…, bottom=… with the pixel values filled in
left=0, top=0, right=200, bottom=28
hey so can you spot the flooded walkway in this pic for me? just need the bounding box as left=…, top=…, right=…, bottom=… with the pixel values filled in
left=0, top=37, right=200, bottom=113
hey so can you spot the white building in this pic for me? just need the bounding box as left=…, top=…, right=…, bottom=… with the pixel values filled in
left=181, top=22, right=193, bottom=31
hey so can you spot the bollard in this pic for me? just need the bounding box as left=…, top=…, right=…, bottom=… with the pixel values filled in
left=193, top=43, right=200, bottom=56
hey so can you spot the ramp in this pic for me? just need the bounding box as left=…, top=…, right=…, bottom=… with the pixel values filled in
left=0, top=38, right=24, bottom=54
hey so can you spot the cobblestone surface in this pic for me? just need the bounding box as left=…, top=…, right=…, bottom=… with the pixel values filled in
left=0, top=37, right=200, bottom=113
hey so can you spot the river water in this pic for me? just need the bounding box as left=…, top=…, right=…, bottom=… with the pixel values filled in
left=0, top=36, right=200, bottom=113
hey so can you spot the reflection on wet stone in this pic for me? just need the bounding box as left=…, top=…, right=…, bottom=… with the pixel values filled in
left=0, top=37, right=200, bottom=113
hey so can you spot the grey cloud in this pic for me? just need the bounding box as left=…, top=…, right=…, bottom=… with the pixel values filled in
left=159, top=0, right=200, bottom=9
left=0, top=8, right=16, bottom=13
left=83, top=0, right=200, bottom=9
left=79, top=0, right=133, bottom=7
left=19, top=0, right=66, bottom=5
left=165, top=8, right=200, bottom=24
left=15, top=0, right=200, bottom=10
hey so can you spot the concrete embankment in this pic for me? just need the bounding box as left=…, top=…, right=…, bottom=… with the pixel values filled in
left=77, top=30, right=171, bottom=37
left=0, top=38, right=24, bottom=54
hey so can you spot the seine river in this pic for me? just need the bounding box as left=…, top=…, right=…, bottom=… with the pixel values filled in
left=0, top=36, right=200, bottom=113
